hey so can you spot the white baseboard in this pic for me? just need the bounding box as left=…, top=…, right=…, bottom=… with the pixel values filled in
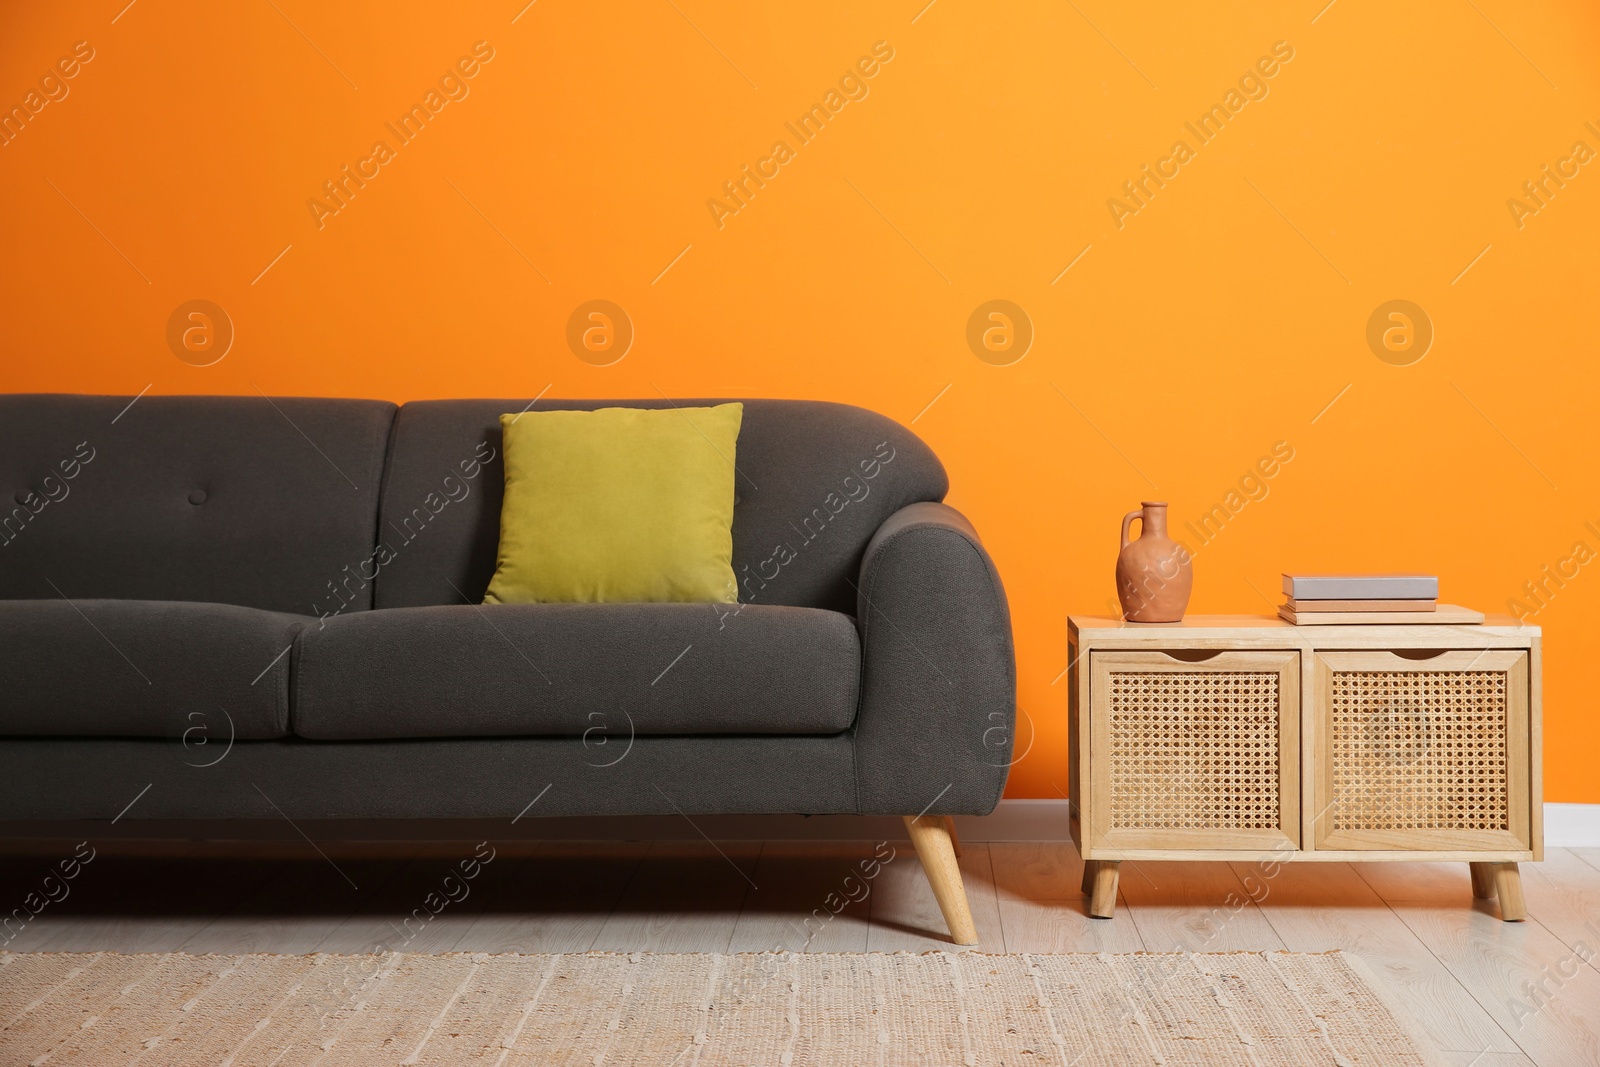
left=2, top=799, right=1596, bottom=847
left=1544, top=803, right=1600, bottom=847
left=951, top=799, right=1074, bottom=841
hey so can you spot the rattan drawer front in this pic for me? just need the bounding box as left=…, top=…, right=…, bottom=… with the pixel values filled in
left=1311, top=650, right=1531, bottom=852
left=1088, top=651, right=1299, bottom=851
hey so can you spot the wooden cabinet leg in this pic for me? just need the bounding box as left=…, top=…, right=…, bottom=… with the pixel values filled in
left=1493, top=862, right=1527, bottom=922
left=1468, top=862, right=1497, bottom=900
left=1080, top=859, right=1099, bottom=898
left=943, top=815, right=962, bottom=858
left=1088, top=860, right=1120, bottom=919
left=902, top=815, right=979, bottom=946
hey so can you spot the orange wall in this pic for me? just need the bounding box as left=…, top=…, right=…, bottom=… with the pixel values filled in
left=3, top=2, right=1597, bottom=801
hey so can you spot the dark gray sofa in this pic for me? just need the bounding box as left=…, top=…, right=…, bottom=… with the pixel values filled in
left=0, top=394, right=1014, bottom=943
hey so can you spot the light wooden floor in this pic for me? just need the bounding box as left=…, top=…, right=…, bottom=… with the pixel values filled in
left=4, top=840, right=1599, bottom=1065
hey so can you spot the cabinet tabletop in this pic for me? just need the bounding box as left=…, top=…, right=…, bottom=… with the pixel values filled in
left=1069, top=613, right=1537, bottom=646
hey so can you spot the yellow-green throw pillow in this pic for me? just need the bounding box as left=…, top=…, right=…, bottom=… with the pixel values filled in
left=483, top=403, right=743, bottom=604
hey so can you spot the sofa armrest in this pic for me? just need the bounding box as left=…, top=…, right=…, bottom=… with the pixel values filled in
left=852, top=501, right=1016, bottom=816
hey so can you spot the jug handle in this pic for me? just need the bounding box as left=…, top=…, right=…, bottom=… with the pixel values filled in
left=1120, top=508, right=1144, bottom=551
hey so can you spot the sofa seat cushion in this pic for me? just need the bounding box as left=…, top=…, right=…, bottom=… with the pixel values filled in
left=0, top=600, right=306, bottom=739
left=293, top=603, right=861, bottom=740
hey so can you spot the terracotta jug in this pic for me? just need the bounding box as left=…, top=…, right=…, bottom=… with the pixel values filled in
left=1116, top=501, right=1192, bottom=623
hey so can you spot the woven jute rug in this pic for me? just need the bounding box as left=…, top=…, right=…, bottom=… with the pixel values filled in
left=0, top=949, right=1439, bottom=1065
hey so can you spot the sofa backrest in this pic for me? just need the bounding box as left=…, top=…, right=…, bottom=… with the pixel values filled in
left=374, top=399, right=948, bottom=614
left=0, top=394, right=395, bottom=616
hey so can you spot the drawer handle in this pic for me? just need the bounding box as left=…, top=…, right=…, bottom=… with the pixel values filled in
left=1391, top=649, right=1450, bottom=661
left=1161, top=649, right=1224, bottom=663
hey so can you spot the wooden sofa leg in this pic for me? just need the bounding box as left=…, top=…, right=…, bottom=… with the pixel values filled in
left=903, top=815, right=979, bottom=946
left=943, top=815, right=962, bottom=858
left=1468, top=861, right=1496, bottom=900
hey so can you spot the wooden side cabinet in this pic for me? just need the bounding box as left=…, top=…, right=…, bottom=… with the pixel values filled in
left=1068, top=615, right=1541, bottom=922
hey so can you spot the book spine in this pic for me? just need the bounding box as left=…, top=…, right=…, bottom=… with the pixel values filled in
left=1284, top=576, right=1439, bottom=599
left=1287, top=598, right=1438, bottom=612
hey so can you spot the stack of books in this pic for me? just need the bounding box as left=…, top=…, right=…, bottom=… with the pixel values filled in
left=1278, top=574, right=1484, bottom=625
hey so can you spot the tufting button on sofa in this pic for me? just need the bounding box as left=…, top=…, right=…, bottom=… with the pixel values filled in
left=188, top=489, right=208, bottom=505
left=14, top=490, right=30, bottom=506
